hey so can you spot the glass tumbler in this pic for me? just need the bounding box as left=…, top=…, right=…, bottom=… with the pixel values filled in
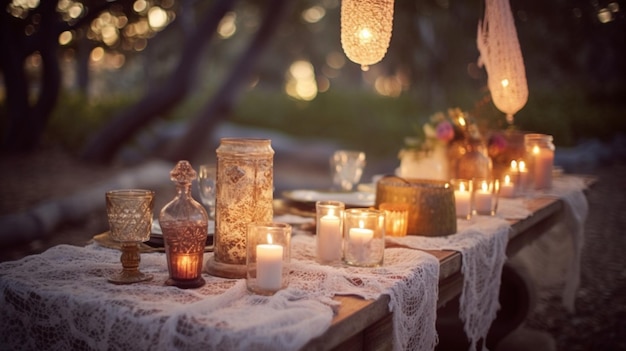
left=330, top=150, right=366, bottom=191
left=343, top=208, right=385, bottom=267
left=246, top=222, right=291, bottom=295
left=316, top=200, right=345, bottom=264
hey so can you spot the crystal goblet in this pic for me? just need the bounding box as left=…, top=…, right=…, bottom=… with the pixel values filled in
left=197, top=164, right=216, bottom=220
left=106, top=189, right=155, bottom=284
left=330, top=150, right=366, bottom=191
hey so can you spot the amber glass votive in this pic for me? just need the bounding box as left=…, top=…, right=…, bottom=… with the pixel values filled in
left=316, top=200, right=344, bottom=264
left=472, top=178, right=500, bottom=216
left=379, top=202, right=408, bottom=237
left=343, top=209, right=385, bottom=267
left=246, top=222, right=291, bottom=295
left=451, top=179, right=473, bottom=220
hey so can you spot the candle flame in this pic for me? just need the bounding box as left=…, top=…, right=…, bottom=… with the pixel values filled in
left=359, top=219, right=365, bottom=229
left=510, top=160, right=517, bottom=170
left=267, top=234, right=273, bottom=245
left=459, top=182, right=466, bottom=192
left=519, top=161, right=526, bottom=171
left=532, top=145, right=540, bottom=155
left=481, top=181, right=489, bottom=192
left=504, top=175, right=511, bottom=184
left=458, top=116, right=466, bottom=127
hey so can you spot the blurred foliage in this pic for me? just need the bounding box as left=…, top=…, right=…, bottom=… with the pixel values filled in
left=5, top=0, right=623, bottom=158
left=43, top=93, right=139, bottom=151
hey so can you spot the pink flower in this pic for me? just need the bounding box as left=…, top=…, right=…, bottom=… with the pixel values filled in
left=436, top=121, right=454, bottom=142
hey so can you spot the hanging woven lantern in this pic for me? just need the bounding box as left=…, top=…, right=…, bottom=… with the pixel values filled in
left=477, top=0, right=528, bottom=125
left=341, top=0, right=394, bottom=71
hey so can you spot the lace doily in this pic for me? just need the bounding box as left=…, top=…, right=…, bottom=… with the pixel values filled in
left=387, top=216, right=510, bottom=351
left=512, top=175, right=589, bottom=312
left=0, top=235, right=439, bottom=351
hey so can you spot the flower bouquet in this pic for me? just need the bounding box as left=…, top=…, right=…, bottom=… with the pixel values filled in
left=398, top=108, right=479, bottom=181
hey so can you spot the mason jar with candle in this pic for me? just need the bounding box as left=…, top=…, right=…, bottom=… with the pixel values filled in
left=343, top=208, right=385, bottom=267
left=246, top=222, right=291, bottom=295
left=450, top=179, right=473, bottom=220
left=524, top=134, right=555, bottom=190
left=316, top=200, right=345, bottom=264
left=206, top=138, right=274, bottom=279
left=472, top=178, right=499, bottom=216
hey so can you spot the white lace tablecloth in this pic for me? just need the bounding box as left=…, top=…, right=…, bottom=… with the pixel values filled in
left=0, top=175, right=588, bottom=351
left=0, top=236, right=439, bottom=351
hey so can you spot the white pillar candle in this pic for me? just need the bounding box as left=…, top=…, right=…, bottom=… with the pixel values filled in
left=454, top=183, right=472, bottom=218
left=500, top=175, right=516, bottom=198
left=474, top=182, right=493, bottom=214
left=317, top=214, right=342, bottom=262
left=256, top=240, right=283, bottom=291
left=349, top=227, right=373, bottom=262
left=532, top=145, right=554, bottom=189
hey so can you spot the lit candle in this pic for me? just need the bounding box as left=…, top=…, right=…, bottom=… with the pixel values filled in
left=349, top=226, right=373, bottom=262
left=518, top=160, right=529, bottom=190
left=474, top=181, right=493, bottom=214
left=531, top=145, right=554, bottom=189
left=179, top=256, right=192, bottom=279
left=256, top=235, right=284, bottom=291
left=317, top=211, right=343, bottom=262
left=379, top=203, right=408, bottom=237
left=454, top=182, right=472, bottom=219
left=500, top=174, right=516, bottom=198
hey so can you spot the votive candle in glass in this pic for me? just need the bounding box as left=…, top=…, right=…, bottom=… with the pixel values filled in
left=525, top=134, right=555, bottom=190
left=472, top=179, right=499, bottom=216
left=518, top=160, right=530, bottom=192
left=499, top=174, right=516, bottom=198
left=379, top=202, right=409, bottom=237
left=316, top=200, right=345, bottom=264
left=343, top=208, right=384, bottom=267
left=451, top=179, right=473, bottom=220
left=246, top=222, right=291, bottom=295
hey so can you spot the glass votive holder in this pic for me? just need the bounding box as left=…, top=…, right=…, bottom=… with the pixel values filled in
left=379, top=202, right=409, bottom=237
left=517, top=160, right=530, bottom=193
left=451, top=179, right=473, bottom=220
left=472, top=178, right=500, bottom=216
left=246, top=222, right=291, bottom=295
left=343, top=208, right=385, bottom=267
left=316, top=200, right=345, bottom=264
left=499, top=173, right=517, bottom=198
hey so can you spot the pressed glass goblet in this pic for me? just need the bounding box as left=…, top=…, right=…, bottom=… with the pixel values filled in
left=197, top=164, right=217, bottom=220
left=106, top=189, right=155, bottom=284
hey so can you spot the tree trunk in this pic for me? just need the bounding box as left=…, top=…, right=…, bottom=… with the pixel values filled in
left=80, top=0, right=236, bottom=163
left=164, top=0, right=292, bottom=162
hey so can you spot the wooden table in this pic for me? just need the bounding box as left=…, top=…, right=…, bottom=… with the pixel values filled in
left=301, top=195, right=569, bottom=351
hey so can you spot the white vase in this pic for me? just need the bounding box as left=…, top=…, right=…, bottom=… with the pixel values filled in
left=397, top=145, right=449, bottom=181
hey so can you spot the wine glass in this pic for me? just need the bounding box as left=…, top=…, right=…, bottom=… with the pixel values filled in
left=198, top=164, right=217, bottom=220
left=330, top=150, right=366, bottom=191
left=105, top=189, right=155, bottom=284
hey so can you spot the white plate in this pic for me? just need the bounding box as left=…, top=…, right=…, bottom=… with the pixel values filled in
left=283, top=189, right=376, bottom=207
left=151, top=219, right=215, bottom=236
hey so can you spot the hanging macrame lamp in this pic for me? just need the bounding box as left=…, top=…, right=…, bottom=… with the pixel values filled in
left=477, top=0, right=528, bottom=125
left=341, top=0, right=394, bottom=71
